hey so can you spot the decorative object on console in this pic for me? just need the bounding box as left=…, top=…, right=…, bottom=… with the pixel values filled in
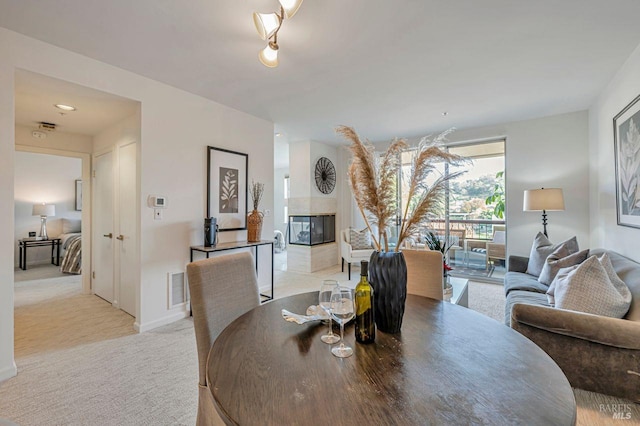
left=207, top=146, right=248, bottom=231
left=523, top=187, right=565, bottom=237
left=314, top=157, right=336, bottom=194
left=338, top=125, right=466, bottom=333
left=32, top=203, right=55, bottom=240
left=204, top=217, right=218, bottom=247
left=613, top=92, right=640, bottom=229
left=252, top=0, right=304, bottom=67
left=247, top=180, right=265, bottom=242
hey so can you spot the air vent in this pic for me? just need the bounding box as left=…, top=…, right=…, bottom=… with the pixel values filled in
left=167, top=271, right=189, bottom=308
left=38, top=122, right=57, bottom=132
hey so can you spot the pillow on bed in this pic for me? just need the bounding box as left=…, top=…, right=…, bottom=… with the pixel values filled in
left=62, top=218, right=81, bottom=234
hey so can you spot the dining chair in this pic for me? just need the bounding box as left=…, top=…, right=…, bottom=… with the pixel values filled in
left=403, top=249, right=444, bottom=300
left=186, top=251, right=261, bottom=426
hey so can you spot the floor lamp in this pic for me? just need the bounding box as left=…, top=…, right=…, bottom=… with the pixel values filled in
left=32, top=203, right=56, bottom=240
left=523, top=188, right=564, bottom=237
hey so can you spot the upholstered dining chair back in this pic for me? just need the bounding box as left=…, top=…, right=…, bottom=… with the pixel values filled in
left=186, top=251, right=260, bottom=425
left=403, top=249, right=444, bottom=301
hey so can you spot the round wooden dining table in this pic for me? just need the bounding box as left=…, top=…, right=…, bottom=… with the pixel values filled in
left=207, top=292, right=576, bottom=425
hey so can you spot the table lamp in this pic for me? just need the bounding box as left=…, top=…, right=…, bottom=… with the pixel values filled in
left=32, top=203, right=55, bottom=240
left=523, top=188, right=564, bottom=237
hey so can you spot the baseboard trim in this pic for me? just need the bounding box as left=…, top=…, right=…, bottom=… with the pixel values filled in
left=0, top=362, right=17, bottom=383
left=134, top=310, right=190, bottom=333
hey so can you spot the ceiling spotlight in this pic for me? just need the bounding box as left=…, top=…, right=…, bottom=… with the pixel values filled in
left=278, top=0, right=304, bottom=18
left=253, top=0, right=303, bottom=67
left=442, top=112, right=448, bottom=116
left=275, top=132, right=282, bottom=137
left=54, top=104, right=76, bottom=111
left=253, top=12, right=281, bottom=40
left=259, top=42, right=279, bottom=68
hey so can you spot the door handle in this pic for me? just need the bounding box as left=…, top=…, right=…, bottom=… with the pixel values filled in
left=116, top=235, right=124, bottom=240
left=103, top=233, right=113, bottom=238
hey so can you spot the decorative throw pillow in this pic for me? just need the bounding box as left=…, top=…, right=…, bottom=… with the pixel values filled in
left=538, top=248, right=589, bottom=285
left=526, top=232, right=579, bottom=277
left=61, top=218, right=82, bottom=234
left=548, top=255, right=632, bottom=318
left=349, top=228, right=372, bottom=250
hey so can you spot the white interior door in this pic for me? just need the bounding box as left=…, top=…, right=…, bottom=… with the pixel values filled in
left=116, top=142, right=137, bottom=316
left=92, top=151, right=114, bottom=303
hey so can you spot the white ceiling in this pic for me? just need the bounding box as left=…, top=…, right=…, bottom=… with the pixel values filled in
left=3, top=0, right=640, bottom=145
left=15, top=70, right=139, bottom=136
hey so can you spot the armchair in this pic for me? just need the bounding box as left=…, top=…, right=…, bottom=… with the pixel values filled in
left=340, top=229, right=374, bottom=280
left=487, top=228, right=506, bottom=269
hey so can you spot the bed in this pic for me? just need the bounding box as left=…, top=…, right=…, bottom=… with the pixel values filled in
left=59, top=219, right=82, bottom=274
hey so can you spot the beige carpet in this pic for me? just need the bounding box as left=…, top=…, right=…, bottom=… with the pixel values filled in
left=0, top=263, right=638, bottom=425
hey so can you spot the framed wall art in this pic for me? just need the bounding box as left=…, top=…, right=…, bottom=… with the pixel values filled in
left=207, top=146, right=248, bottom=231
left=614, top=93, right=640, bottom=229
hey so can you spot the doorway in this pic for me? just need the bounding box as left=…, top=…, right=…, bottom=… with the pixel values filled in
left=13, top=69, right=141, bottom=360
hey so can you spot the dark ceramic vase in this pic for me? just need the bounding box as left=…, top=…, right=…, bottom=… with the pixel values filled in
left=368, top=251, right=407, bottom=333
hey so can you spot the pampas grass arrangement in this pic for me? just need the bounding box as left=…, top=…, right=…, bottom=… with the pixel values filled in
left=338, top=125, right=467, bottom=252
left=250, top=180, right=265, bottom=211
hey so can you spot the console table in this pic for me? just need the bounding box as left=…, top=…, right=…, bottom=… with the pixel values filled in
left=19, top=238, right=61, bottom=270
left=190, top=240, right=274, bottom=302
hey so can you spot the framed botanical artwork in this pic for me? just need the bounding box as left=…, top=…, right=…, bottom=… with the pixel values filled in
left=75, top=179, right=83, bottom=211
left=614, top=93, right=640, bottom=229
left=207, top=146, right=248, bottom=231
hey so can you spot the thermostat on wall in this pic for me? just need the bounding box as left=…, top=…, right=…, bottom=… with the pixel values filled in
left=152, top=196, right=167, bottom=208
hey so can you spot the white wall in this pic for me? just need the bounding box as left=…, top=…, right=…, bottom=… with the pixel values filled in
left=14, top=151, right=82, bottom=266
left=288, top=140, right=338, bottom=214
left=448, top=111, right=591, bottom=258
left=0, top=28, right=274, bottom=380
left=364, top=111, right=591, bottom=258
left=274, top=167, right=288, bottom=237
left=0, top=60, right=17, bottom=382
left=589, top=43, right=640, bottom=261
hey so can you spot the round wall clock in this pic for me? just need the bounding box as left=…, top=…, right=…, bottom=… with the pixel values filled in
left=314, top=157, right=336, bottom=194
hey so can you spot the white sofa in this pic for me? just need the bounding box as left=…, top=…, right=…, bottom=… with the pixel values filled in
left=340, top=229, right=374, bottom=280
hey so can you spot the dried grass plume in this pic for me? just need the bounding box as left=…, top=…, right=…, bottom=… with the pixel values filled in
left=338, top=125, right=468, bottom=252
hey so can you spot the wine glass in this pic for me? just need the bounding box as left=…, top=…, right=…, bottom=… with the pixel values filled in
left=319, top=280, right=340, bottom=344
left=330, top=286, right=355, bottom=358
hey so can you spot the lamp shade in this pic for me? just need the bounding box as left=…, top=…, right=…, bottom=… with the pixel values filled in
left=523, top=188, right=564, bottom=211
left=253, top=12, right=281, bottom=40
left=279, top=0, right=304, bottom=18
left=32, top=203, right=55, bottom=217
left=259, top=43, right=279, bottom=67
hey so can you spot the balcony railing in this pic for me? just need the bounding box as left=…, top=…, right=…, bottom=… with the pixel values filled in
left=426, top=218, right=506, bottom=241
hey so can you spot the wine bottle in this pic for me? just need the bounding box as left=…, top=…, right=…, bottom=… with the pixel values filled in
left=355, top=260, right=375, bottom=344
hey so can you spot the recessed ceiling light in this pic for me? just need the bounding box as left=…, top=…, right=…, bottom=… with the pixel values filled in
left=275, top=132, right=282, bottom=137
left=54, top=104, right=76, bottom=111
left=442, top=112, right=448, bottom=116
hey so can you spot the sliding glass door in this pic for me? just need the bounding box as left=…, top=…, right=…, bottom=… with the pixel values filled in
left=399, top=140, right=506, bottom=282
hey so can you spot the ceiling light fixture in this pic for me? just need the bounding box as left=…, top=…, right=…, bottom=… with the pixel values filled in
left=253, top=0, right=303, bottom=68
left=54, top=104, right=76, bottom=111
